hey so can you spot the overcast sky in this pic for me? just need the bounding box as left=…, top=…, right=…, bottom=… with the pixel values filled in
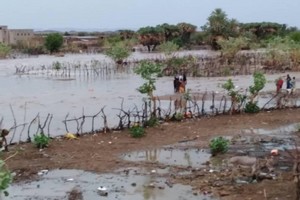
left=0, top=0, right=299, bottom=31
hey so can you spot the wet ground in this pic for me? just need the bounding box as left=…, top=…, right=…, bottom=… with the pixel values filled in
left=5, top=107, right=300, bottom=199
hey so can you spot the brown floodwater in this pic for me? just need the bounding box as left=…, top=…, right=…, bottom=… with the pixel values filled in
left=0, top=51, right=298, bottom=141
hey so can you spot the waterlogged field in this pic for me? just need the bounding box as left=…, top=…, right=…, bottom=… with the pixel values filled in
left=0, top=51, right=298, bottom=141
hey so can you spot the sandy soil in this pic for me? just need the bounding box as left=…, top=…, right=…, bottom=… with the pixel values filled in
left=4, top=108, right=300, bottom=200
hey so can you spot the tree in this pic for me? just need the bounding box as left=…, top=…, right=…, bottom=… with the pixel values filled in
left=118, top=29, right=136, bottom=40
left=44, top=33, right=64, bottom=54
left=134, top=61, right=162, bottom=116
left=202, top=8, right=239, bottom=49
left=156, top=23, right=180, bottom=42
left=105, top=42, right=131, bottom=64
left=245, top=72, right=266, bottom=113
left=137, top=26, right=164, bottom=52
left=177, top=22, right=197, bottom=46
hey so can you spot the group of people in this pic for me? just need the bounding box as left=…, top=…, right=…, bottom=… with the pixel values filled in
left=276, top=74, right=296, bottom=94
left=174, top=74, right=187, bottom=93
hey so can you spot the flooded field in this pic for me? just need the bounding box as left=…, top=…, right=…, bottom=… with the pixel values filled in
left=1, top=51, right=299, bottom=141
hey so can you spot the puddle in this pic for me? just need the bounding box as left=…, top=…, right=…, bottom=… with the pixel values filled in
left=122, top=147, right=211, bottom=168
left=6, top=169, right=216, bottom=200
left=240, top=123, right=299, bottom=137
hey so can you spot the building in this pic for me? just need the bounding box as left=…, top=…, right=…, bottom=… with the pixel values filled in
left=0, top=25, right=34, bottom=45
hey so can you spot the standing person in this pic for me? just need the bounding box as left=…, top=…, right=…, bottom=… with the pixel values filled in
left=286, top=74, right=292, bottom=90
left=291, top=77, right=296, bottom=94
left=178, top=74, right=187, bottom=93
left=173, top=75, right=179, bottom=93
left=276, top=77, right=284, bottom=93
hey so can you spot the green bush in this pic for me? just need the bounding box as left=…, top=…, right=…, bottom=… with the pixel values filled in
left=209, top=136, right=229, bottom=156
left=33, top=133, right=50, bottom=149
left=245, top=102, right=260, bottom=113
left=0, top=160, right=12, bottom=196
left=129, top=125, right=145, bottom=138
left=144, top=117, right=159, bottom=127
left=44, top=33, right=63, bottom=53
left=0, top=43, right=11, bottom=59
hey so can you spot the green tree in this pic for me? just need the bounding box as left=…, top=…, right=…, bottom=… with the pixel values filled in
left=217, top=36, right=252, bottom=64
left=44, top=33, right=64, bottom=54
left=156, top=23, right=180, bottom=42
left=245, top=72, right=266, bottom=113
left=177, top=22, right=197, bottom=46
left=202, top=8, right=239, bottom=49
left=105, top=42, right=131, bottom=64
left=137, top=26, right=164, bottom=52
left=289, top=31, right=300, bottom=43
left=0, top=43, right=10, bottom=59
left=134, top=61, right=162, bottom=117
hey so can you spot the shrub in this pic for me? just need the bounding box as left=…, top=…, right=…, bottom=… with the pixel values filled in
left=105, top=42, right=130, bottom=63
left=0, top=160, right=12, bottom=197
left=144, top=116, right=159, bottom=127
left=245, top=102, right=260, bottom=113
left=33, top=133, right=50, bottom=149
left=209, top=136, right=229, bottom=156
left=0, top=43, right=11, bottom=59
left=129, top=125, right=145, bottom=138
left=44, top=33, right=63, bottom=53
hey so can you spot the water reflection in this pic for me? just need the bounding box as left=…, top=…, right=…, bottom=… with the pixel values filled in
left=122, top=148, right=211, bottom=168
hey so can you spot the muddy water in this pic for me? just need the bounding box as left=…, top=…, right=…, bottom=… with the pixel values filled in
left=1, top=52, right=299, bottom=140
left=6, top=168, right=216, bottom=200
left=122, top=147, right=211, bottom=168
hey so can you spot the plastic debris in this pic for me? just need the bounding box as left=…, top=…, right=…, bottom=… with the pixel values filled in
left=97, top=186, right=108, bottom=196
left=271, top=149, right=279, bottom=156
left=64, top=133, right=78, bottom=140
left=38, top=169, right=49, bottom=176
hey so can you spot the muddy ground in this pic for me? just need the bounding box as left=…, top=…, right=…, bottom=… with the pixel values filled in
left=4, top=108, right=300, bottom=200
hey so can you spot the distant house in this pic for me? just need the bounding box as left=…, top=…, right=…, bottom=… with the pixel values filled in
left=0, top=25, right=34, bottom=45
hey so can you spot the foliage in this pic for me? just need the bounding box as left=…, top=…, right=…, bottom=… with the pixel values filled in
left=222, top=79, right=246, bottom=113
left=44, top=33, right=64, bottom=53
left=33, top=133, right=50, bottom=149
left=129, top=125, right=145, bottom=138
left=105, top=42, right=131, bottom=63
left=183, top=89, right=192, bottom=101
left=245, top=102, right=260, bottom=113
left=249, top=72, right=267, bottom=99
left=209, top=136, right=229, bottom=155
left=217, top=37, right=251, bottom=62
left=289, top=31, right=300, bottom=42
left=0, top=160, right=12, bottom=196
left=118, top=29, right=136, bottom=40
left=144, top=116, right=159, bottom=127
left=176, top=22, right=197, bottom=46
left=52, top=61, right=62, bottom=70
left=240, top=22, right=288, bottom=39
left=173, top=112, right=184, bottom=121
left=0, top=43, right=11, bottom=58
left=159, top=41, right=179, bottom=57
left=202, top=8, right=239, bottom=48
left=137, top=26, right=164, bottom=52
left=156, top=23, right=180, bottom=42
left=134, top=61, right=162, bottom=97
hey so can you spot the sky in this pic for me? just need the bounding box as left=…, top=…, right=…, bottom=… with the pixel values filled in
left=0, top=0, right=299, bottom=31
